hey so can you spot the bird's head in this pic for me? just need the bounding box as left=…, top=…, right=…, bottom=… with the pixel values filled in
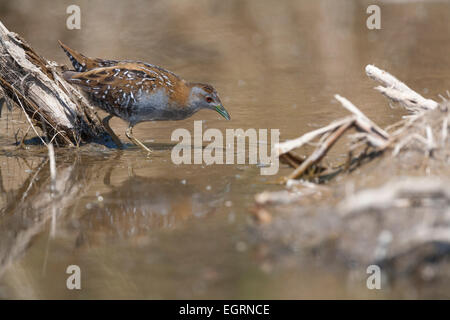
left=187, top=83, right=231, bottom=120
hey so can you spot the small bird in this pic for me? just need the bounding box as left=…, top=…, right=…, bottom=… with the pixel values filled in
left=59, top=41, right=230, bottom=153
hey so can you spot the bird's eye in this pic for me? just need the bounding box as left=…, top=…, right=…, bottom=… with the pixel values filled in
left=206, top=97, right=213, bottom=103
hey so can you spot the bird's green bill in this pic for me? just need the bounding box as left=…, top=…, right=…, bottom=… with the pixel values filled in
left=215, top=105, right=231, bottom=120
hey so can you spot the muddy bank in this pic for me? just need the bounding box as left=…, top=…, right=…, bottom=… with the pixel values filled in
left=251, top=70, right=450, bottom=288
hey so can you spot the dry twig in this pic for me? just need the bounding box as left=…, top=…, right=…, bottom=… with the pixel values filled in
left=0, top=21, right=107, bottom=146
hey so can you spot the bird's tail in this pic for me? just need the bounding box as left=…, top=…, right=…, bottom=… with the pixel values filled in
left=58, top=40, right=98, bottom=72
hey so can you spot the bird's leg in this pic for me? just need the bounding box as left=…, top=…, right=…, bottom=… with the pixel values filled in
left=102, top=115, right=123, bottom=149
left=125, top=124, right=152, bottom=154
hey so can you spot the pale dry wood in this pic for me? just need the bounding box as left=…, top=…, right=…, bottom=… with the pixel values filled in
left=277, top=94, right=390, bottom=181
left=334, top=94, right=390, bottom=145
left=0, top=21, right=106, bottom=146
left=275, top=116, right=355, bottom=156
left=365, top=64, right=438, bottom=112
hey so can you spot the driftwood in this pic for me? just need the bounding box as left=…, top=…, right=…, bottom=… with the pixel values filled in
left=252, top=65, right=450, bottom=278
left=365, top=64, right=439, bottom=112
left=0, top=158, right=88, bottom=278
left=0, top=21, right=108, bottom=147
left=276, top=64, right=448, bottom=182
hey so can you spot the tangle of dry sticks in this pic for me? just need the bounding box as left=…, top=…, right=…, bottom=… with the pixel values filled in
left=275, top=65, right=449, bottom=183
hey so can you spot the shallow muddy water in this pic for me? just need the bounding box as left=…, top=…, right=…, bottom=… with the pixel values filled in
left=1, top=0, right=450, bottom=299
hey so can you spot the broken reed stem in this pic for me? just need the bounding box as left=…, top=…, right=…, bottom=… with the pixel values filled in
left=48, top=142, right=57, bottom=237
left=339, top=177, right=450, bottom=215
left=275, top=116, right=355, bottom=156
left=365, top=64, right=438, bottom=112
left=334, top=94, right=389, bottom=143
left=279, top=94, right=390, bottom=181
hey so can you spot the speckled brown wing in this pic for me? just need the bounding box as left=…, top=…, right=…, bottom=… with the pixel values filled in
left=63, top=63, right=181, bottom=118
